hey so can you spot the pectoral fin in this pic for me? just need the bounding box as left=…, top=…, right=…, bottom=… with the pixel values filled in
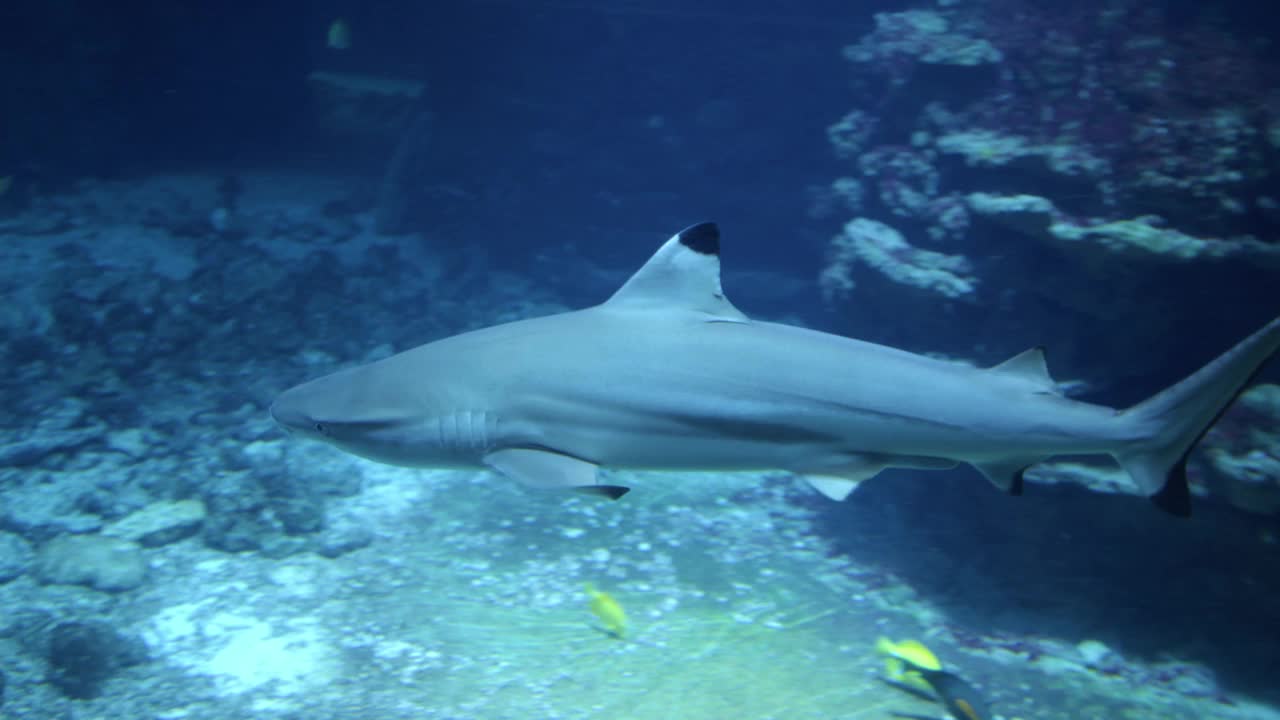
left=484, top=448, right=629, bottom=496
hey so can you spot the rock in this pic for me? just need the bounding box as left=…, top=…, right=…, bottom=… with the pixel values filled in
left=36, top=535, right=148, bottom=592
left=259, top=534, right=311, bottom=559
left=316, top=521, right=374, bottom=559
left=201, top=471, right=270, bottom=552
left=0, top=397, right=101, bottom=467
left=202, top=470, right=267, bottom=517
left=203, top=515, right=268, bottom=553
left=0, top=430, right=96, bottom=466
left=273, top=496, right=325, bottom=536
left=47, top=621, right=147, bottom=699
left=0, top=478, right=104, bottom=540
left=0, top=531, right=35, bottom=583
left=102, top=499, right=206, bottom=547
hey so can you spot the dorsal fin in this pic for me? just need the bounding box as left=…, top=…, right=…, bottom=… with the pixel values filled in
left=604, top=222, right=748, bottom=321
left=991, top=346, right=1056, bottom=390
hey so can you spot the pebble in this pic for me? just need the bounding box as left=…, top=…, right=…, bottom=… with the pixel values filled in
left=36, top=534, right=148, bottom=592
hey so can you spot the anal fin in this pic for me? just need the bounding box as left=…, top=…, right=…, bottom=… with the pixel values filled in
left=972, top=458, right=1039, bottom=495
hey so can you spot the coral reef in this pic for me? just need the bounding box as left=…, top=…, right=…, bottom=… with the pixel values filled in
left=819, top=3, right=1278, bottom=379
left=1198, top=384, right=1280, bottom=515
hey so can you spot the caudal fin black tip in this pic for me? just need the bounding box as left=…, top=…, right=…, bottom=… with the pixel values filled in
left=1149, top=461, right=1191, bottom=518
left=1009, top=468, right=1026, bottom=496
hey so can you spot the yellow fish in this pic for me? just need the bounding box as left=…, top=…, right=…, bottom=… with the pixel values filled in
left=327, top=19, right=351, bottom=50
left=877, top=638, right=994, bottom=720
left=877, top=637, right=942, bottom=671
left=584, top=582, right=626, bottom=639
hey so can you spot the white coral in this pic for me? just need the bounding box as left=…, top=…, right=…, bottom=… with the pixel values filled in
left=821, top=218, right=976, bottom=302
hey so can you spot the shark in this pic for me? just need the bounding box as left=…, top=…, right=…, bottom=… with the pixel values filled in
left=271, top=222, right=1280, bottom=516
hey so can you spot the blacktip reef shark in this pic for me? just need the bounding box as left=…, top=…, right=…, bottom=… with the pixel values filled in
left=271, top=222, right=1280, bottom=516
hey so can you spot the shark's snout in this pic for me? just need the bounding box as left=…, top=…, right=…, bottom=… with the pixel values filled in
left=269, top=390, right=312, bottom=433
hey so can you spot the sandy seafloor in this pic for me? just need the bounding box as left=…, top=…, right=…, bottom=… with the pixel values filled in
left=1, top=173, right=1278, bottom=719
left=2, top=459, right=1276, bottom=720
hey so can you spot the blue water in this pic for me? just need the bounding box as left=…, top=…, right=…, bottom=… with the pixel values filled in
left=1, top=2, right=1278, bottom=718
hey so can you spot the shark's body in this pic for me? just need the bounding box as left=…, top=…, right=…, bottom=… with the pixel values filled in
left=272, top=223, right=1280, bottom=515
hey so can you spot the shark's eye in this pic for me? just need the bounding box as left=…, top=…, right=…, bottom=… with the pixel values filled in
left=314, top=422, right=329, bottom=435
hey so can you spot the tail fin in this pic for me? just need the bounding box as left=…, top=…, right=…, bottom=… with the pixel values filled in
left=1114, top=316, right=1280, bottom=517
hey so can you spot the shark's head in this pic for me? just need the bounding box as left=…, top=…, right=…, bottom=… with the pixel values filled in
left=270, top=363, right=447, bottom=466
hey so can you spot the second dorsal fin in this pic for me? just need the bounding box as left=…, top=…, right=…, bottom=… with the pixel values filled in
left=991, top=346, right=1056, bottom=390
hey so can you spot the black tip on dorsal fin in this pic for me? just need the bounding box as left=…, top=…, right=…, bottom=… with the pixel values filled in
left=577, top=485, right=631, bottom=500
left=1150, top=460, right=1191, bottom=518
left=676, top=222, right=720, bottom=256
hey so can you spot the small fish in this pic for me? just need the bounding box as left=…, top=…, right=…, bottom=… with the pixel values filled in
left=584, top=582, right=626, bottom=639
left=877, top=637, right=943, bottom=671
left=877, top=638, right=993, bottom=720
left=878, top=637, right=940, bottom=696
left=327, top=19, right=351, bottom=50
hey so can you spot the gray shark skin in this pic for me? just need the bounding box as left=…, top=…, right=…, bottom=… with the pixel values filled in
left=271, top=223, right=1280, bottom=516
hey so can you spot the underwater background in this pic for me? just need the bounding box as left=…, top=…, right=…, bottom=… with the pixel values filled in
left=1, top=1, right=1279, bottom=718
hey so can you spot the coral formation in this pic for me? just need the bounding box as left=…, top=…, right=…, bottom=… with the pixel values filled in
left=1198, top=384, right=1280, bottom=514
left=819, top=0, right=1278, bottom=409
left=822, top=217, right=976, bottom=301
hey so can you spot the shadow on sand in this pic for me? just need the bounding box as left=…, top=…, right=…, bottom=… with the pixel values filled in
left=812, top=468, right=1280, bottom=706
